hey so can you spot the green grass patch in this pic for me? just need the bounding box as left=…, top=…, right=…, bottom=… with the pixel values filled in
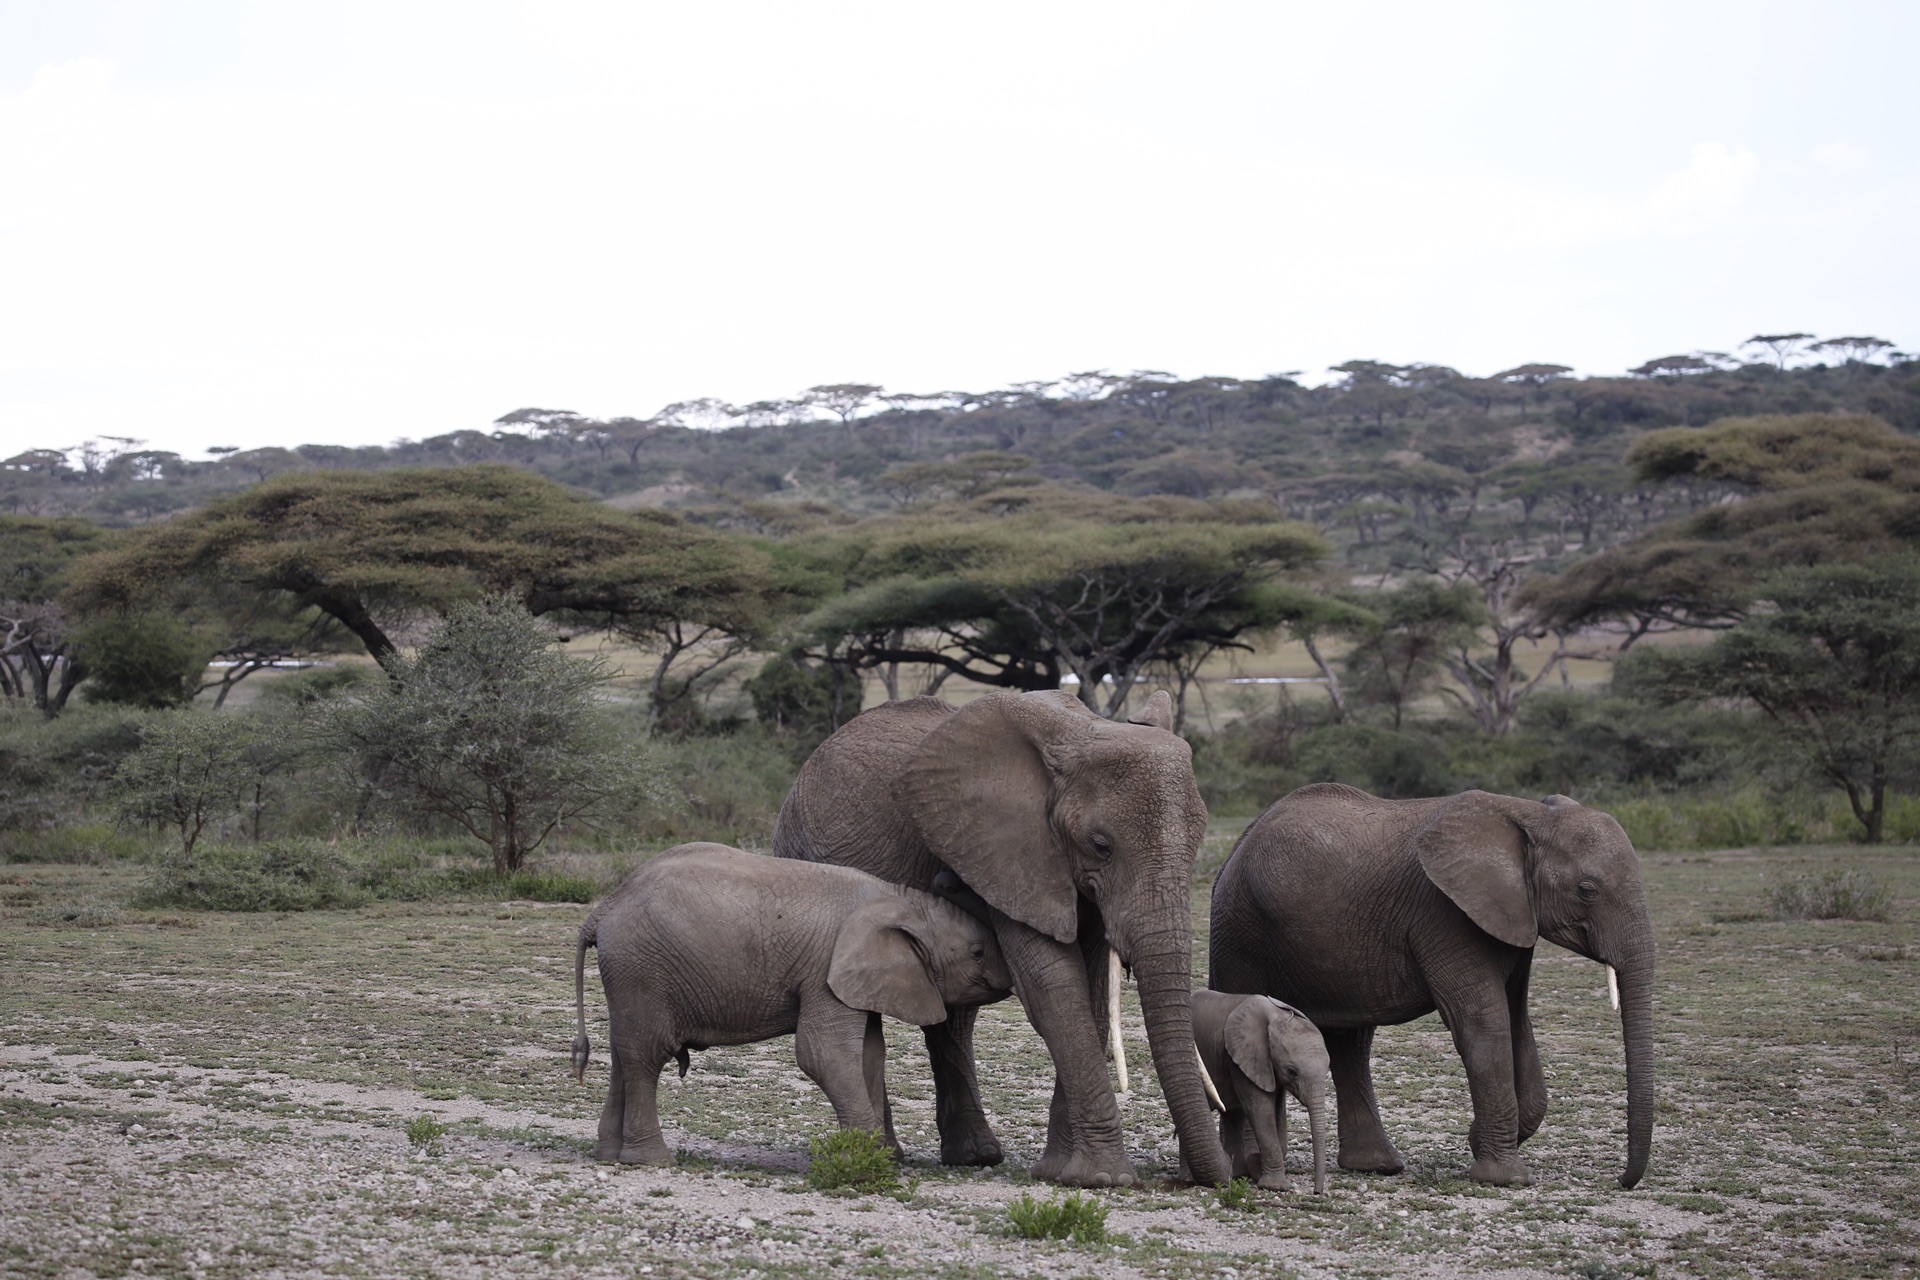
left=1006, top=1189, right=1109, bottom=1243
left=805, top=1129, right=900, bottom=1194
left=404, top=1114, right=449, bottom=1152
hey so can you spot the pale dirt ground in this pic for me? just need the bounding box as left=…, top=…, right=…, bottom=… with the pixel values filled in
left=4, top=845, right=1917, bottom=1280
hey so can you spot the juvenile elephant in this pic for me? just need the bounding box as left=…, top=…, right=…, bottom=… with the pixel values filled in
left=571, top=842, right=1012, bottom=1165
left=1192, top=990, right=1330, bottom=1194
left=774, top=689, right=1231, bottom=1187
left=1210, top=784, right=1655, bottom=1189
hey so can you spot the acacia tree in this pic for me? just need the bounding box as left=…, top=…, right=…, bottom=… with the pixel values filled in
left=790, top=489, right=1328, bottom=718
left=319, top=597, right=669, bottom=873
left=1620, top=557, right=1920, bottom=843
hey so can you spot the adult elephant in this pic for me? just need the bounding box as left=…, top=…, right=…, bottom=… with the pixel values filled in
left=773, top=689, right=1231, bottom=1188
left=1209, top=784, right=1654, bottom=1189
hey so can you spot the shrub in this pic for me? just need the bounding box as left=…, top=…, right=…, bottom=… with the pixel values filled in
left=1006, top=1189, right=1109, bottom=1243
left=73, top=614, right=208, bottom=709
left=139, top=840, right=365, bottom=912
left=110, top=710, right=277, bottom=854
left=498, top=870, right=597, bottom=903
left=0, top=703, right=158, bottom=832
left=1215, top=1176, right=1260, bottom=1212
left=805, top=1129, right=899, bottom=1193
left=315, top=596, right=672, bottom=874
left=1769, top=868, right=1892, bottom=921
left=405, top=1115, right=450, bottom=1152
left=638, top=730, right=797, bottom=847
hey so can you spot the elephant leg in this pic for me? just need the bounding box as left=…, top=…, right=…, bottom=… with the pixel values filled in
left=1324, top=1026, right=1404, bottom=1174
left=605, top=1016, right=674, bottom=1166
left=997, top=914, right=1134, bottom=1188
left=862, top=1012, right=902, bottom=1156
left=595, top=1044, right=626, bottom=1163
left=1240, top=1078, right=1291, bottom=1192
left=923, top=1006, right=1002, bottom=1165
left=796, top=1001, right=886, bottom=1136
left=1508, top=960, right=1547, bottom=1144
left=1438, top=986, right=1529, bottom=1186
left=1219, top=1109, right=1253, bottom=1180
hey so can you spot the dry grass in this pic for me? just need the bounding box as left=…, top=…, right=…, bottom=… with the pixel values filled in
left=1, top=834, right=1915, bottom=1278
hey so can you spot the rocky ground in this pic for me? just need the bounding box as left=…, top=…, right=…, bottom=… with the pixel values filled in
left=2, top=842, right=1916, bottom=1279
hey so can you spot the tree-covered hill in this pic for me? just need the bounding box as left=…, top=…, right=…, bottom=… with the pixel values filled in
left=5, top=343, right=1914, bottom=538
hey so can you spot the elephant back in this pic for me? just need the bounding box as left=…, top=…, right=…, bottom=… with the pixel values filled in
left=772, top=696, right=957, bottom=888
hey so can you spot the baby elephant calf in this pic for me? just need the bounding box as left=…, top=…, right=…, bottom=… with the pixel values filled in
left=572, top=842, right=1012, bottom=1165
left=1192, top=990, right=1331, bottom=1193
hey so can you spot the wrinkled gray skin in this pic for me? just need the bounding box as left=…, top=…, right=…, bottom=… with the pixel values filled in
left=571, top=842, right=1012, bottom=1165
left=774, top=689, right=1232, bottom=1187
left=1210, top=784, right=1655, bottom=1189
left=1191, top=990, right=1330, bottom=1194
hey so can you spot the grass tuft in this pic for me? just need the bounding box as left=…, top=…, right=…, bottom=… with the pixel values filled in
left=804, top=1129, right=899, bottom=1193
left=404, top=1115, right=449, bottom=1152
left=1769, top=868, right=1892, bottom=921
left=1006, top=1189, right=1109, bottom=1243
left=1215, top=1176, right=1261, bottom=1212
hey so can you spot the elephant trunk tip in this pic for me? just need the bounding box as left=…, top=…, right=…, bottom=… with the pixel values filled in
left=1618, top=1156, right=1647, bottom=1190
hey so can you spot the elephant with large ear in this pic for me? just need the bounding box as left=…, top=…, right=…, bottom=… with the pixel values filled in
left=1191, top=990, right=1331, bottom=1194
left=773, top=689, right=1232, bottom=1187
left=1209, top=784, right=1655, bottom=1189
left=571, top=843, right=1012, bottom=1166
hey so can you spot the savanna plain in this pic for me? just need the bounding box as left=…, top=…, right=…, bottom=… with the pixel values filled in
left=3, top=829, right=1915, bottom=1280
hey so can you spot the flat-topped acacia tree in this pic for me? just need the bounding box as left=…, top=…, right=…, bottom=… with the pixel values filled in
left=65, top=465, right=794, bottom=726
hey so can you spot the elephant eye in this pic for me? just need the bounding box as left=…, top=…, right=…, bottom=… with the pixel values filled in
left=971, top=944, right=985, bottom=960
left=1090, top=834, right=1114, bottom=861
left=1577, top=879, right=1600, bottom=902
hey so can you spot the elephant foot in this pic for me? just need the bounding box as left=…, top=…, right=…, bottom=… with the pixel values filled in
left=1336, top=1133, right=1405, bottom=1175
left=615, top=1141, right=674, bottom=1167
left=1255, top=1171, right=1292, bottom=1192
left=1032, top=1149, right=1136, bottom=1188
left=1467, top=1154, right=1531, bottom=1187
left=939, top=1129, right=1003, bottom=1167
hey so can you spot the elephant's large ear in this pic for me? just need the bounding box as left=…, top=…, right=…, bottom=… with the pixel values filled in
left=1127, top=690, right=1175, bottom=732
left=828, top=898, right=948, bottom=1027
left=1409, top=790, right=1538, bottom=949
left=897, top=692, right=1087, bottom=944
left=1224, top=999, right=1277, bottom=1093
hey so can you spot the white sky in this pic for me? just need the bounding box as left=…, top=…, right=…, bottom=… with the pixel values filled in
left=2, top=1, right=1915, bottom=459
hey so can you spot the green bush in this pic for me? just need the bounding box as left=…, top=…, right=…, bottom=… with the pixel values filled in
left=637, top=729, right=797, bottom=847
left=1769, top=868, right=1892, bottom=921
left=74, top=614, right=209, bottom=709
left=805, top=1128, right=899, bottom=1193
left=1215, top=1176, right=1260, bottom=1212
left=0, top=703, right=159, bottom=832
left=3, top=824, right=151, bottom=865
left=138, top=840, right=365, bottom=912
left=1006, top=1189, right=1109, bottom=1242
left=405, top=1115, right=450, bottom=1151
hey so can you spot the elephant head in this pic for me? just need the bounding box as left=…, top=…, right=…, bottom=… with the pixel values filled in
left=828, top=894, right=1013, bottom=1026
left=1410, top=790, right=1656, bottom=1188
left=897, top=688, right=1228, bottom=1183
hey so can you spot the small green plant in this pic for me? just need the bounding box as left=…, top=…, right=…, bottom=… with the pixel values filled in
left=1215, top=1176, right=1260, bottom=1212
left=1572, top=1259, right=1630, bottom=1280
left=1006, top=1189, right=1109, bottom=1243
left=804, top=1128, right=899, bottom=1193
left=405, top=1114, right=449, bottom=1152
left=1769, top=868, right=1892, bottom=921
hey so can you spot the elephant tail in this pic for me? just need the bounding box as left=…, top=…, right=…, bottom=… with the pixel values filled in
left=571, top=914, right=598, bottom=1085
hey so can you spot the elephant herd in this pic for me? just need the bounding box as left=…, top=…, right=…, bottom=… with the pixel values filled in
left=573, top=688, right=1654, bottom=1194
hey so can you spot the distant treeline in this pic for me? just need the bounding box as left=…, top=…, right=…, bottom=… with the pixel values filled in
left=4, top=337, right=1914, bottom=530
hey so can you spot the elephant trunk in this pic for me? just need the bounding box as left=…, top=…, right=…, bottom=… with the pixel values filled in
left=1300, top=1077, right=1329, bottom=1196
left=1614, top=939, right=1656, bottom=1190
left=1128, top=914, right=1232, bottom=1186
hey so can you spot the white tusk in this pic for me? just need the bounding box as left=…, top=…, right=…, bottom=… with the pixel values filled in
left=1108, top=948, right=1129, bottom=1094
left=1195, top=1047, right=1225, bottom=1113
left=1607, top=965, right=1620, bottom=1012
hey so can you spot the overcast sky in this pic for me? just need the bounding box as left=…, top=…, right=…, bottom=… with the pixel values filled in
left=2, top=1, right=1914, bottom=460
